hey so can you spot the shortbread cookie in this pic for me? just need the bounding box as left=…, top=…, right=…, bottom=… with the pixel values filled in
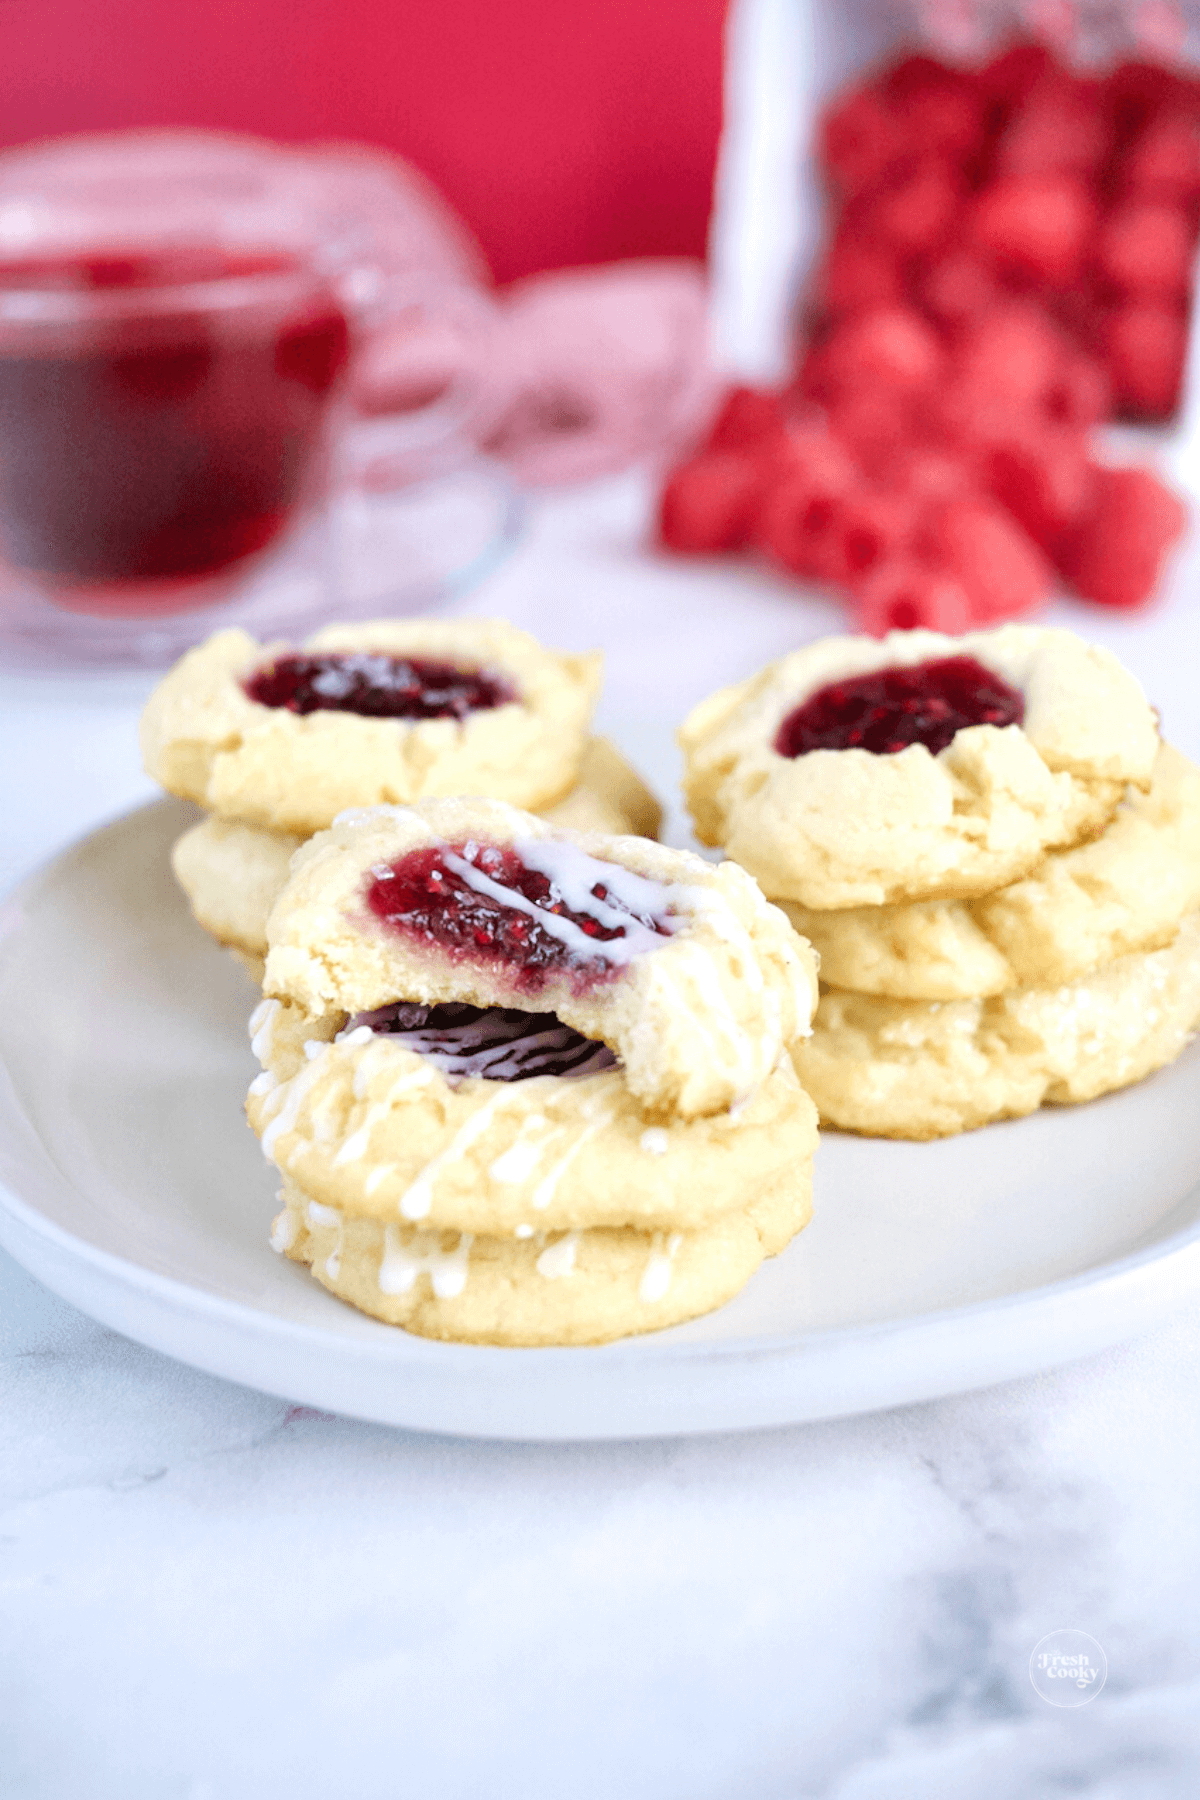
left=170, top=736, right=664, bottom=975
left=679, top=627, right=1158, bottom=908
left=782, top=743, right=1200, bottom=999
left=246, top=993, right=818, bottom=1234
left=543, top=736, right=663, bottom=840
left=249, top=801, right=820, bottom=1343
left=263, top=797, right=818, bottom=1119
left=141, top=618, right=601, bottom=834
left=793, top=912, right=1200, bottom=1139
left=173, top=816, right=296, bottom=982
left=271, top=1165, right=812, bottom=1346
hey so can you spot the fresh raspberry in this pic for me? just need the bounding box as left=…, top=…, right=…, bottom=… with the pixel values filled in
left=1107, top=60, right=1192, bottom=145
left=704, top=387, right=787, bottom=452
left=979, top=41, right=1058, bottom=113
left=758, top=480, right=844, bottom=580
left=658, top=452, right=765, bottom=553
left=952, top=304, right=1066, bottom=411
left=972, top=173, right=1097, bottom=285
left=1096, top=202, right=1193, bottom=299
left=851, top=559, right=973, bottom=636
left=820, top=85, right=903, bottom=195
left=936, top=337, right=1071, bottom=451
left=1043, top=352, right=1111, bottom=429
left=756, top=437, right=857, bottom=579
left=891, top=446, right=977, bottom=504
left=993, top=74, right=1111, bottom=179
left=825, top=388, right=918, bottom=473
left=884, top=57, right=988, bottom=161
left=1059, top=465, right=1187, bottom=609
left=819, top=231, right=905, bottom=315
left=826, top=489, right=915, bottom=590
left=806, top=306, right=944, bottom=401
left=1103, top=302, right=1188, bottom=420
left=985, top=430, right=1096, bottom=557
left=916, top=250, right=1000, bottom=326
left=1118, top=110, right=1200, bottom=204
left=861, top=160, right=964, bottom=256
left=1046, top=283, right=1107, bottom=351
left=770, top=416, right=859, bottom=475
left=922, top=496, right=1054, bottom=620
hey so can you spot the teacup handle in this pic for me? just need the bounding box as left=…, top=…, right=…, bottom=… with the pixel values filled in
left=328, top=271, right=524, bottom=609
left=337, top=272, right=499, bottom=489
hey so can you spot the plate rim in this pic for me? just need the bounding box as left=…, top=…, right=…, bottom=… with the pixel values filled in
left=4, top=795, right=1200, bottom=1438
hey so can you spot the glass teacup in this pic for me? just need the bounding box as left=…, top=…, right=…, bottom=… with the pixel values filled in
left=0, top=132, right=513, bottom=666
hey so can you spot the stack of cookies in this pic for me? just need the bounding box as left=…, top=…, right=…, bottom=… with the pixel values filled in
left=244, top=798, right=820, bottom=1344
left=141, top=617, right=662, bottom=983
left=680, top=625, right=1200, bottom=1139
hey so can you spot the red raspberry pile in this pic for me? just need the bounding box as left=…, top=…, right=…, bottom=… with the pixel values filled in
left=660, top=40, right=1192, bottom=630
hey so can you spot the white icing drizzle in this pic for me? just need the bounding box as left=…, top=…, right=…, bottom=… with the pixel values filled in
left=331, top=1056, right=434, bottom=1168
left=303, top=1039, right=326, bottom=1061
left=249, top=997, right=281, bottom=1063
left=656, top=880, right=804, bottom=1103
left=257, top=1078, right=288, bottom=1121
left=687, top=888, right=765, bottom=988
left=260, top=1048, right=330, bottom=1162
left=386, top=1065, right=435, bottom=1104
left=348, top=1032, right=411, bottom=1100
left=333, top=1101, right=390, bottom=1167
left=397, top=1090, right=511, bottom=1220
left=248, top=1070, right=278, bottom=1097
left=364, top=1163, right=396, bottom=1196
left=639, top=1232, right=683, bottom=1304
left=269, top=1208, right=296, bottom=1252
left=489, top=1112, right=556, bottom=1183
left=640, top=1128, right=669, bottom=1156
left=514, top=1223, right=535, bottom=1239
left=442, top=839, right=677, bottom=968
left=378, top=1224, right=474, bottom=1298
left=530, top=1097, right=614, bottom=1211
left=645, top=938, right=763, bottom=1110
left=536, top=1230, right=580, bottom=1279
left=306, top=1199, right=341, bottom=1228
left=307, top=1083, right=345, bottom=1147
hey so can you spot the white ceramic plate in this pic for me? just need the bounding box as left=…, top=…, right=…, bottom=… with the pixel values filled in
left=2, top=796, right=1200, bottom=1440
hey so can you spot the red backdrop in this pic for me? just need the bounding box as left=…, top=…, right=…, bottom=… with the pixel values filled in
left=0, top=0, right=727, bottom=283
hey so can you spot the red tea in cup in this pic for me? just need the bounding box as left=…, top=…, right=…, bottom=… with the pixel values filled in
left=0, top=248, right=350, bottom=615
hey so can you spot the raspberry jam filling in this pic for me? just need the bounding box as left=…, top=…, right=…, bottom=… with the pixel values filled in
left=365, top=839, right=677, bottom=992
left=342, top=1001, right=618, bottom=1083
left=774, top=655, right=1025, bottom=759
left=244, top=652, right=516, bottom=719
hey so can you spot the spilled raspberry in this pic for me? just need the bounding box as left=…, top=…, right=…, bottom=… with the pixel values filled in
left=244, top=652, right=515, bottom=719
left=774, top=654, right=1024, bottom=758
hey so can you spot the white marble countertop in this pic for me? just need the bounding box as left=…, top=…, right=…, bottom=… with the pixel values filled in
left=3, top=473, right=1200, bottom=1798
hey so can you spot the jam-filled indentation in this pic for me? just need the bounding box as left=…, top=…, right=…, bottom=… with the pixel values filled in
left=343, top=1000, right=618, bottom=1082
left=244, top=651, right=516, bottom=720
left=774, top=654, right=1025, bottom=759
left=365, top=839, right=677, bottom=992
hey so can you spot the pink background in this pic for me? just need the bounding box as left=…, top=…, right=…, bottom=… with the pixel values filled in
left=0, top=0, right=728, bottom=282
